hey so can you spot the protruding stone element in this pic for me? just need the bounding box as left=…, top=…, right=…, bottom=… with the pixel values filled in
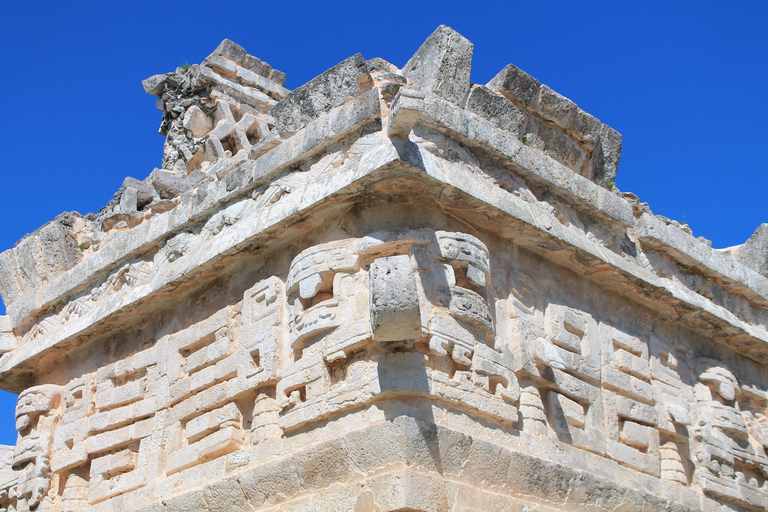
left=182, top=105, right=213, bottom=139
left=588, top=124, right=623, bottom=185
left=270, top=54, right=372, bottom=137
left=572, top=109, right=602, bottom=150
left=435, top=231, right=490, bottom=287
left=369, top=255, right=422, bottom=344
left=387, top=87, right=425, bottom=138
left=466, top=84, right=527, bottom=137
left=38, top=217, right=83, bottom=283
left=147, top=168, right=195, bottom=199
left=536, top=85, right=577, bottom=130
left=736, top=223, right=768, bottom=277
left=141, top=73, right=169, bottom=96
left=0, top=316, right=16, bottom=354
left=12, top=385, right=63, bottom=509
left=487, top=64, right=541, bottom=110
left=208, top=38, right=248, bottom=67
left=402, top=25, right=473, bottom=106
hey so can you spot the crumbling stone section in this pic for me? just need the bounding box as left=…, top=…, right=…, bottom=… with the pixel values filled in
left=736, top=224, right=768, bottom=278
left=0, top=26, right=767, bottom=512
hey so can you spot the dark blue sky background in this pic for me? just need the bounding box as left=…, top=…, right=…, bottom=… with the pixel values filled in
left=0, top=1, right=765, bottom=443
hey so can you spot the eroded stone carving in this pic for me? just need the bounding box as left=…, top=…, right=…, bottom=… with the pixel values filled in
left=6, top=385, right=63, bottom=511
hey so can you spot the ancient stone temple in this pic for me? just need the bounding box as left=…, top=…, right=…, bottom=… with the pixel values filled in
left=0, top=25, right=767, bottom=512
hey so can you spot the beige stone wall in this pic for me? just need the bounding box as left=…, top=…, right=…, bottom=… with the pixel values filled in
left=0, top=27, right=766, bottom=512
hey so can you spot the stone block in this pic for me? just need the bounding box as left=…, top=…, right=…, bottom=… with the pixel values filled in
left=466, top=85, right=527, bottom=137
left=402, top=25, right=473, bottom=106
left=536, top=84, right=577, bottom=129
left=0, top=250, right=23, bottom=306
left=620, top=420, right=653, bottom=450
left=164, top=489, right=209, bottom=512
left=435, top=231, right=490, bottom=286
left=524, top=116, right=587, bottom=174
left=243, top=54, right=272, bottom=78
left=271, top=53, right=372, bottom=136
left=487, top=63, right=542, bottom=110
left=387, top=87, right=425, bottom=138
left=736, top=223, right=768, bottom=277
left=136, top=504, right=167, bottom=512
left=183, top=105, right=213, bottom=139
left=345, top=420, right=405, bottom=472
left=203, top=477, right=250, bottom=512
left=91, top=448, right=137, bottom=476
left=369, top=254, right=421, bottom=343
left=205, top=54, right=238, bottom=78
left=186, top=402, right=241, bottom=442
left=147, top=169, right=194, bottom=200
left=295, top=438, right=354, bottom=491
left=126, top=176, right=160, bottom=204
left=196, top=425, right=243, bottom=459
left=189, top=365, right=216, bottom=393
left=614, top=348, right=651, bottom=380
left=14, top=233, right=45, bottom=294
left=587, top=123, right=622, bottom=185
left=572, top=108, right=601, bottom=149
left=208, top=39, right=247, bottom=66
left=142, top=73, right=169, bottom=96
left=239, top=457, right=302, bottom=507
left=269, top=68, right=287, bottom=86
left=461, top=437, right=511, bottom=487
left=0, top=316, right=15, bottom=354
left=38, top=219, right=81, bottom=284
left=506, top=452, right=577, bottom=504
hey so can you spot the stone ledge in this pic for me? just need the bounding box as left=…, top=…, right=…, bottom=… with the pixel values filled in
left=418, top=92, right=635, bottom=229
left=3, top=137, right=767, bottom=388
left=635, top=213, right=768, bottom=307
left=81, top=415, right=702, bottom=512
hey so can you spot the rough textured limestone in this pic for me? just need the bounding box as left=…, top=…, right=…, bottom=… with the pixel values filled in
left=0, top=26, right=766, bottom=512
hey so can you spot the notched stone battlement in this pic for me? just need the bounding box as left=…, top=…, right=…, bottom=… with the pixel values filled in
left=0, top=26, right=766, bottom=512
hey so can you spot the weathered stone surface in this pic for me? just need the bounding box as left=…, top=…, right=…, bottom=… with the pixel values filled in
left=736, top=223, right=768, bottom=277
left=466, top=84, right=527, bottom=137
left=370, top=254, right=422, bottom=343
left=0, top=316, right=15, bottom=355
left=387, top=86, right=425, bottom=138
left=524, top=115, right=587, bottom=173
left=147, top=169, right=195, bottom=200
left=536, top=84, right=577, bottom=129
left=270, top=53, right=372, bottom=136
left=588, top=123, right=623, bottom=185
left=142, top=73, right=169, bottom=96
left=209, top=39, right=248, bottom=66
left=402, top=25, right=473, bottom=106
left=0, top=26, right=764, bottom=512
left=487, top=63, right=541, bottom=110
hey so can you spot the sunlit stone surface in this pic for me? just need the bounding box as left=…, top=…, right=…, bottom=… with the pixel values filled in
left=0, top=26, right=767, bottom=512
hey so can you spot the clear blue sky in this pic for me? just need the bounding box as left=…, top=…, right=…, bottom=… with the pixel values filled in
left=0, top=1, right=765, bottom=443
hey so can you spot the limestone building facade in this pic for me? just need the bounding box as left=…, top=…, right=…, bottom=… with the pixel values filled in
left=0, top=26, right=767, bottom=511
